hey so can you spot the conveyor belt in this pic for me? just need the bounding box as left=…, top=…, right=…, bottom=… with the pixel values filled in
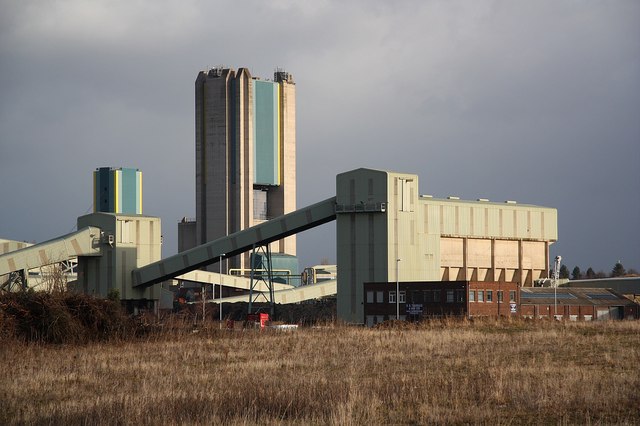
left=176, top=270, right=294, bottom=292
left=133, top=197, right=337, bottom=288
left=217, top=279, right=337, bottom=304
left=0, top=227, right=101, bottom=276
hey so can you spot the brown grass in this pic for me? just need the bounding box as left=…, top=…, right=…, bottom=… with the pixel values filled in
left=1, top=318, right=639, bottom=425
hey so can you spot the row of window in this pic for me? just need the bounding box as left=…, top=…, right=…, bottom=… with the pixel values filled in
left=366, top=289, right=518, bottom=304
left=366, top=290, right=405, bottom=304
left=469, top=290, right=517, bottom=303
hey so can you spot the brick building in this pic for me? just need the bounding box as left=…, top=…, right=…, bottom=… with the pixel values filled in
left=363, top=281, right=519, bottom=326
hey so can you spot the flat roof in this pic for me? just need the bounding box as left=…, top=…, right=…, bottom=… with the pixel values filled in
left=420, top=195, right=552, bottom=210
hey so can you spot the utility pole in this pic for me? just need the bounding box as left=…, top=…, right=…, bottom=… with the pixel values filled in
left=396, top=258, right=401, bottom=320
left=554, top=255, right=562, bottom=319
left=202, top=284, right=206, bottom=325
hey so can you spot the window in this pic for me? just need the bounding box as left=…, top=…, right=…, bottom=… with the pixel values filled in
left=253, top=189, right=269, bottom=220
left=400, top=178, right=414, bottom=212
left=456, top=289, right=465, bottom=302
left=389, top=291, right=396, bottom=303
left=497, top=291, right=504, bottom=303
left=399, top=291, right=406, bottom=303
left=411, top=290, right=423, bottom=303
left=486, top=290, right=493, bottom=303
left=469, top=290, right=475, bottom=302
left=119, top=220, right=133, bottom=243
left=433, top=290, right=441, bottom=302
left=446, top=290, right=454, bottom=303
left=366, top=291, right=374, bottom=304
left=376, top=291, right=384, bottom=303
left=366, top=315, right=375, bottom=327
left=478, top=290, right=484, bottom=302
left=509, top=291, right=516, bottom=302
left=423, top=290, right=432, bottom=303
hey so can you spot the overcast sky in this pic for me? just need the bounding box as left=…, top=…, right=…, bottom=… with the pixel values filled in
left=1, top=0, right=638, bottom=274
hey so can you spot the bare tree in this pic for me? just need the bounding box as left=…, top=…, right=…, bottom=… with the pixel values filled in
left=41, top=264, right=68, bottom=294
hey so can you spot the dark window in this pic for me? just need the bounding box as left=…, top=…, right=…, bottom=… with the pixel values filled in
left=455, top=289, right=465, bottom=302
left=487, top=290, right=493, bottom=303
left=509, top=290, right=516, bottom=302
left=433, top=290, right=441, bottom=302
left=446, top=290, right=454, bottom=303
left=497, top=291, right=504, bottom=302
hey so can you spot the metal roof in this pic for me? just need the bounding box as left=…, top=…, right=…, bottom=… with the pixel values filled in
left=420, top=195, right=551, bottom=210
left=520, top=287, right=637, bottom=307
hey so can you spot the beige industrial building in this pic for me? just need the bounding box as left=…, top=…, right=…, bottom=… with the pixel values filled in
left=76, top=212, right=162, bottom=302
left=190, top=67, right=297, bottom=275
left=336, top=168, right=557, bottom=323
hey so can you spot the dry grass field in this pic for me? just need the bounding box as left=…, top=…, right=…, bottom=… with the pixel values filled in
left=1, top=318, right=639, bottom=425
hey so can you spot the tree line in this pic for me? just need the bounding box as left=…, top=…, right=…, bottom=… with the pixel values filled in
left=557, top=262, right=638, bottom=280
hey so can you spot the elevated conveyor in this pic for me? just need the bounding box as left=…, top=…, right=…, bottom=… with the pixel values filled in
left=133, top=197, right=337, bottom=288
left=216, top=279, right=337, bottom=304
left=0, top=227, right=102, bottom=276
left=175, top=270, right=294, bottom=292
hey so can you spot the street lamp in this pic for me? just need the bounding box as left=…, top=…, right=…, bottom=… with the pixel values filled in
left=219, top=253, right=225, bottom=328
left=554, top=255, right=562, bottom=319
left=396, top=258, right=402, bottom=320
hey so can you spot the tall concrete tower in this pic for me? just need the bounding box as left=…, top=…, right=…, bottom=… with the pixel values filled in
left=191, top=66, right=296, bottom=274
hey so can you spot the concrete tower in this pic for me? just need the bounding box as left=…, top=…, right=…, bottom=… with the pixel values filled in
left=191, top=67, right=296, bottom=274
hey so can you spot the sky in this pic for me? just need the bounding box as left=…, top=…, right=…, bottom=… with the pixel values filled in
left=1, top=0, right=638, bottom=274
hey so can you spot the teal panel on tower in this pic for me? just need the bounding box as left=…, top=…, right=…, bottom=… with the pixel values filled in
left=121, top=168, right=137, bottom=214
left=253, top=80, right=279, bottom=186
left=93, top=167, right=142, bottom=214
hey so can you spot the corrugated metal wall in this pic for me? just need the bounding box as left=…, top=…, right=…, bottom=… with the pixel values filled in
left=424, top=199, right=557, bottom=241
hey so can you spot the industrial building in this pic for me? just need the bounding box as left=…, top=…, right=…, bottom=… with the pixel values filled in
left=520, top=287, right=639, bottom=320
left=1, top=167, right=563, bottom=320
left=336, top=168, right=557, bottom=323
left=363, top=282, right=639, bottom=324
left=3, top=165, right=637, bottom=323
left=562, top=277, right=640, bottom=302
left=184, top=66, right=297, bottom=278
left=363, top=281, right=520, bottom=326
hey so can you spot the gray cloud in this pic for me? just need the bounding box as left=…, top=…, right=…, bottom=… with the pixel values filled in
left=1, top=0, right=638, bottom=273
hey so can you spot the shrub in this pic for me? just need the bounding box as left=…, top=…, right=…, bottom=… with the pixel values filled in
left=0, top=291, right=133, bottom=344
